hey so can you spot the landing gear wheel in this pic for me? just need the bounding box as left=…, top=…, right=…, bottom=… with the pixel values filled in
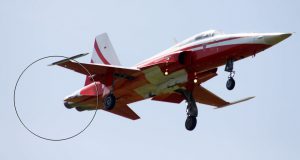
left=75, top=107, right=85, bottom=112
left=185, top=116, right=197, bottom=131
left=226, top=77, right=235, bottom=90
left=178, top=90, right=198, bottom=131
left=103, top=94, right=116, bottom=110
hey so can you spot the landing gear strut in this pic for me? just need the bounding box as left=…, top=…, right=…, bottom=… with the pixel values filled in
left=179, top=90, right=198, bottom=131
left=225, top=59, right=236, bottom=90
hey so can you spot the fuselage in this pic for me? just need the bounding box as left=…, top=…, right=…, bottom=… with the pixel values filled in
left=64, top=30, right=291, bottom=109
left=137, top=30, right=290, bottom=70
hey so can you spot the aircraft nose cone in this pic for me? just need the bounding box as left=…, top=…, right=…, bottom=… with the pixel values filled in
left=263, top=33, right=292, bottom=45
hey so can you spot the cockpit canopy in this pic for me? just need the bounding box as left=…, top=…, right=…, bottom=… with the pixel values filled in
left=175, top=30, right=223, bottom=47
left=194, top=30, right=222, bottom=41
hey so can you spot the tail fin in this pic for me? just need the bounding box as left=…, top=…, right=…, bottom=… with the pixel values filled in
left=85, top=33, right=121, bottom=85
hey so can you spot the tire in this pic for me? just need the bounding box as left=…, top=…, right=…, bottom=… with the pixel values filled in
left=226, top=77, right=235, bottom=90
left=103, top=94, right=116, bottom=110
left=185, top=116, right=197, bottom=131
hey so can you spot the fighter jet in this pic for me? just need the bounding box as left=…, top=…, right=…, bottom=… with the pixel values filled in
left=50, top=30, right=291, bottom=131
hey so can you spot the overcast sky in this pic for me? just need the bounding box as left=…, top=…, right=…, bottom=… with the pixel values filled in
left=1, top=0, right=299, bottom=159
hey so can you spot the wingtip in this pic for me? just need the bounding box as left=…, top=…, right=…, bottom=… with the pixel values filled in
left=243, top=96, right=255, bottom=100
left=131, top=116, right=141, bottom=120
left=216, top=96, right=255, bottom=109
left=48, top=53, right=89, bottom=66
left=230, top=96, right=255, bottom=105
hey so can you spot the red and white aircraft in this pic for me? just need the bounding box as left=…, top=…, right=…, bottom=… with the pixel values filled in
left=51, top=30, right=291, bottom=131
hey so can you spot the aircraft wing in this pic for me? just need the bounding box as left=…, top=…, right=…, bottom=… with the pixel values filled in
left=50, top=54, right=141, bottom=86
left=193, top=86, right=254, bottom=108
left=106, top=103, right=140, bottom=120
left=151, top=92, right=185, bottom=104
left=71, top=96, right=140, bottom=120
left=51, top=60, right=139, bottom=76
left=85, top=103, right=140, bottom=120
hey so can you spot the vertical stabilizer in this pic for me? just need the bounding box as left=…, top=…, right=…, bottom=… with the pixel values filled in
left=85, top=33, right=121, bottom=85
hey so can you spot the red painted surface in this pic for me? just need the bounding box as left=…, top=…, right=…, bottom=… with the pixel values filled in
left=80, top=82, right=104, bottom=96
left=94, top=40, right=110, bottom=65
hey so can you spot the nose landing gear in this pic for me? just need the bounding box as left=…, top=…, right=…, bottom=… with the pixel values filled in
left=225, top=59, right=236, bottom=90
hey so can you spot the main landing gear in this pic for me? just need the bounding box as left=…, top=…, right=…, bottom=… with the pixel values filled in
left=101, top=72, right=134, bottom=111
left=103, top=74, right=117, bottom=110
left=225, top=59, right=236, bottom=90
left=103, top=94, right=116, bottom=110
left=179, top=90, right=198, bottom=131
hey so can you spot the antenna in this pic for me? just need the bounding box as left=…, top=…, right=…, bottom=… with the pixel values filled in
left=173, top=37, right=178, bottom=45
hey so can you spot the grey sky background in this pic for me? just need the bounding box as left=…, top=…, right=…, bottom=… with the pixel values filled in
left=1, top=0, right=299, bottom=159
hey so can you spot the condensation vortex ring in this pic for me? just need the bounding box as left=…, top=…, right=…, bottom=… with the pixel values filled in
left=13, top=55, right=99, bottom=141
